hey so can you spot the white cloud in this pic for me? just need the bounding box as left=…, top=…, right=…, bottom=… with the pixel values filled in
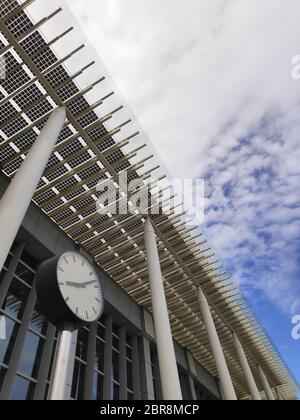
left=64, top=0, right=300, bottom=314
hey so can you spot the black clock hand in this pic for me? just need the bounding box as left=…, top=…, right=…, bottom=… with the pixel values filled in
left=65, top=281, right=86, bottom=288
left=81, top=280, right=97, bottom=287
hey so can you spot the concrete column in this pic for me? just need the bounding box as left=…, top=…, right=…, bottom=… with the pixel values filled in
left=144, top=218, right=182, bottom=400
left=258, top=367, right=275, bottom=400
left=233, top=333, right=261, bottom=400
left=84, top=322, right=97, bottom=400
left=131, top=336, right=141, bottom=400
left=103, top=316, right=113, bottom=400
left=119, top=326, right=128, bottom=400
left=0, top=107, right=66, bottom=273
left=198, top=287, right=237, bottom=400
left=138, top=335, right=155, bottom=400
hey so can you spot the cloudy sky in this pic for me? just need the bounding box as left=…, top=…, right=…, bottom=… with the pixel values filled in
left=64, top=0, right=300, bottom=390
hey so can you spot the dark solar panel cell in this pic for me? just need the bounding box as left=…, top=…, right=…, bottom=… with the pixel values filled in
left=57, top=82, right=78, bottom=101
left=34, top=190, right=57, bottom=206
left=45, top=153, right=61, bottom=170
left=45, top=66, right=69, bottom=88
left=14, top=84, right=43, bottom=108
left=7, top=11, right=33, bottom=38
left=89, top=125, right=108, bottom=142
left=26, top=98, right=53, bottom=121
left=77, top=162, right=100, bottom=180
left=106, top=150, right=125, bottom=165
left=64, top=186, right=86, bottom=201
left=53, top=206, right=75, bottom=221
left=36, top=178, right=47, bottom=190
left=46, top=165, right=69, bottom=183
left=21, top=31, right=46, bottom=56
left=0, top=101, right=18, bottom=125
left=78, top=111, right=98, bottom=128
left=0, top=144, right=16, bottom=162
left=13, top=128, right=36, bottom=150
left=3, top=154, right=24, bottom=175
left=56, top=176, right=78, bottom=192
left=0, top=0, right=19, bottom=18
left=68, top=97, right=89, bottom=116
left=56, top=126, right=74, bottom=144
left=115, top=161, right=131, bottom=173
left=1, top=66, right=30, bottom=94
left=97, top=138, right=115, bottom=152
left=1, top=115, right=28, bottom=137
left=59, top=139, right=83, bottom=160
left=32, top=49, right=57, bottom=72
left=68, top=151, right=92, bottom=169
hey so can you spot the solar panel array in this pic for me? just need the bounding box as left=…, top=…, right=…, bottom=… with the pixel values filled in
left=0, top=0, right=297, bottom=399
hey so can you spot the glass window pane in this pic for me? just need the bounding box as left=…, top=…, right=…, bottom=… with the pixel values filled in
left=14, top=262, right=35, bottom=286
left=76, top=328, right=89, bottom=362
left=2, top=278, right=30, bottom=320
left=127, top=361, right=133, bottom=391
left=92, top=372, right=103, bottom=400
left=112, top=351, right=119, bottom=382
left=126, top=345, right=133, bottom=360
left=95, top=339, right=105, bottom=373
left=71, top=360, right=85, bottom=400
left=0, top=316, right=19, bottom=366
left=10, top=375, right=33, bottom=400
left=97, top=323, right=105, bottom=340
left=112, top=334, right=119, bottom=351
left=112, top=382, right=119, bottom=400
left=18, top=331, right=44, bottom=378
left=30, top=307, right=48, bottom=336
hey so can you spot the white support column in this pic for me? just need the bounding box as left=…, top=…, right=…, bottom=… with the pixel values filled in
left=48, top=325, right=74, bottom=400
left=198, top=287, right=237, bottom=400
left=233, top=333, right=261, bottom=400
left=0, top=107, right=66, bottom=273
left=144, top=217, right=182, bottom=400
left=258, top=366, right=275, bottom=400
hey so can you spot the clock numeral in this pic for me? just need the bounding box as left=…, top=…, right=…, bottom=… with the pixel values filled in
left=85, top=311, right=89, bottom=320
left=76, top=307, right=79, bottom=316
left=95, top=298, right=100, bottom=303
left=58, top=267, right=64, bottom=272
left=65, top=297, right=70, bottom=303
left=64, top=257, right=68, bottom=264
left=92, top=307, right=97, bottom=315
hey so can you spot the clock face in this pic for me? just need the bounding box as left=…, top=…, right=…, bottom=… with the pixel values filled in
left=56, top=252, right=104, bottom=323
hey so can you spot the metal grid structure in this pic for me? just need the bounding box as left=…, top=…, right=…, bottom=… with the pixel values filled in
left=0, top=0, right=297, bottom=400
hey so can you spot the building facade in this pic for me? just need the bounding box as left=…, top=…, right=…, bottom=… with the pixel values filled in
left=0, top=172, right=220, bottom=400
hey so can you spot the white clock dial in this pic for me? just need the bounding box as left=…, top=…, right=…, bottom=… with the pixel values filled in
left=56, top=252, right=103, bottom=323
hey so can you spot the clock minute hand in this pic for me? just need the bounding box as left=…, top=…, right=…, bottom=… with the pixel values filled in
left=82, top=280, right=97, bottom=287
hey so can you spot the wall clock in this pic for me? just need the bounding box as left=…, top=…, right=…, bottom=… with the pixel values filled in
left=36, top=251, right=104, bottom=328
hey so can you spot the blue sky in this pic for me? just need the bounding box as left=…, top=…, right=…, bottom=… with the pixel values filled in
left=64, top=0, right=300, bottom=396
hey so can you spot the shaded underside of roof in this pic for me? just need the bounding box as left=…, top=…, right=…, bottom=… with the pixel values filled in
left=0, top=0, right=297, bottom=400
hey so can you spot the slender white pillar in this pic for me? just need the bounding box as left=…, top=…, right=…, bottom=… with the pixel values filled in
left=0, top=107, right=66, bottom=273
left=198, top=287, right=237, bottom=400
left=258, top=366, right=275, bottom=400
left=144, top=217, right=182, bottom=400
left=233, top=333, right=261, bottom=400
left=48, top=325, right=73, bottom=400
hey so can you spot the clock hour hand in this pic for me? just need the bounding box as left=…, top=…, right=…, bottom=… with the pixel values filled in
left=65, top=281, right=86, bottom=288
